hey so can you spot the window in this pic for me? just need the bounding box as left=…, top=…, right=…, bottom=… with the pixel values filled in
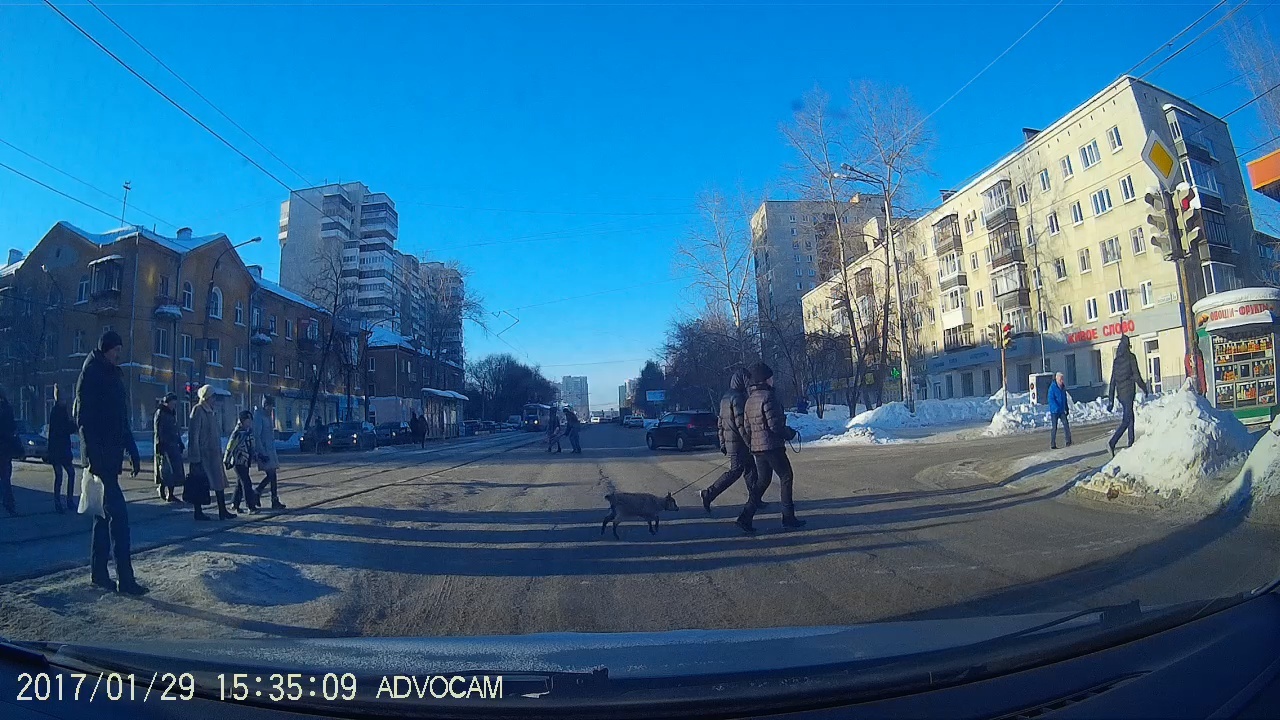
left=1070, top=201, right=1084, bottom=225
left=1101, top=236, right=1122, bottom=265
left=805, top=240, right=812, bottom=250
left=251, top=351, right=263, bottom=373
left=76, top=276, right=89, bottom=303
left=235, top=346, right=246, bottom=369
left=1039, top=169, right=1051, bottom=192
left=795, top=268, right=802, bottom=277
left=1205, top=209, right=1229, bottom=247
left=1060, top=155, right=1074, bottom=179
left=1065, top=354, right=1078, bottom=386
left=207, top=338, right=221, bottom=365
left=807, top=254, right=814, bottom=263
left=1016, top=183, right=1030, bottom=205
left=796, top=282, right=802, bottom=290
left=1033, top=267, right=1042, bottom=288
left=964, top=216, right=975, bottom=234
left=234, top=300, right=244, bottom=325
left=180, top=334, right=192, bottom=360
left=1140, top=280, right=1154, bottom=307
left=269, top=355, right=277, bottom=375
left=285, top=319, right=294, bottom=339
left=1047, top=212, right=1061, bottom=235
left=159, top=275, right=170, bottom=297
left=73, top=330, right=85, bottom=354
left=1108, top=288, right=1130, bottom=315
left=207, top=287, right=223, bottom=319
left=269, top=315, right=277, bottom=334
left=984, top=247, right=992, bottom=265
left=307, top=319, right=319, bottom=340
left=794, top=254, right=801, bottom=263
left=1091, top=188, right=1113, bottom=216
left=44, top=334, right=57, bottom=359
left=1106, top=126, right=1123, bottom=152
left=1181, top=158, right=1222, bottom=197
left=1130, top=227, right=1147, bottom=256
left=1062, top=304, right=1075, bottom=327
left=788, top=214, right=796, bottom=223
left=1086, top=297, right=1099, bottom=322
left=1055, top=257, right=1068, bottom=280
left=1202, top=262, right=1241, bottom=295
left=808, top=268, right=816, bottom=276
left=153, top=327, right=169, bottom=356
left=1080, top=140, right=1102, bottom=169
left=970, top=252, right=978, bottom=270
left=1119, top=175, right=1136, bottom=202
left=181, top=282, right=193, bottom=310
left=284, top=363, right=292, bottom=379
left=792, top=241, right=800, bottom=251
left=1025, top=225, right=1036, bottom=246
left=790, top=228, right=797, bottom=236
left=976, top=290, right=985, bottom=309
left=369, top=357, right=376, bottom=372
left=251, top=306, right=262, bottom=328
left=1078, top=248, right=1092, bottom=273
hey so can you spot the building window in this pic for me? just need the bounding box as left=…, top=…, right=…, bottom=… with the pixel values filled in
left=77, top=276, right=89, bottom=303
left=1039, top=169, right=1051, bottom=192
left=984, top=247, right=992, bottom=265
left=1140, top=280, right=1154, bottom=307
left=1091, top=188, right=1114, bottom=216
left=1062, top=304, right=1075, bottom=327
left=964, top=216, right=975, bottom=234
left=1055, top=257, right=1068, bottom=280
left=1086, top=297, right=1099, bottom=322
left=269, top=315, right=277, bottom=334
left=1119, top=175, right=1136, bottom=202
left=1181, top=158, right=1222, bottom=197
left=792, top=241, right=799, bottom=251
left=269, top=355, right=277, bottom=375
left=805, top=240, right=812, bottom=250
left=285, top=319, right=294, bottom=339
left=1070, top=201, right=1084, bottom=225
left=1202, top=262, right=1241, bottom=295
left=976, top=290, right=985, bottom=309
left=153, top=327, right=169, bottom=356
left=1108, top=288, right=1130, bottom=315
left=795, top=282, right=802, bottom=290
left=1078, top=248, right=1092, bottom=273
left=251, top=306, right=262, bottom=328
left=793, top=253, right=800, bottom=263
left=1016, top=183, right=1030, bottom=205
left=1080, top=140, right=1102, bottom=169
left=1101, top=236, right=1122, bottom=265
left=788, top=214, right=796, bottom=223
left=159, top=275, right=170, bottom=297
left=1131, top=227, right=1147, bottom=256
left=1047, top=212, right=1061, bottom=235
left=1033, top=267, right=1042, bottom=288
left=1065, top=354, right=1078, bottom=386
left=181, top=282, right=193, bottom=310
left=1060, top=155, right=1074, bottom=179
left=1025, top=225, right=1036, bottom=246
left=284, top=363, right=292, bottom=379
left=207, top=338, right=221, bottom=365
left=970, top=252, right=978, bottom=270
left=368, top=357, right=376, bottom=372
left=1039, top=311, right=1049, bottom=332
left=790, top=228, right=797, bottom=236
left=235, top=346, right=246, bottom=369
left=234, top=300, right=244, bottom=325
left=180, top=334, right=192, bottom=360
left=808, top=268, right=816, bottom=276
left=207, top=286, right=223, bottom=319
left=794, top=269, right=802, bottom=277
left=73, top=330, right=85, bottom=354
left=1106, top=126, right=1123, bottom=152
left=1205, top=209, right=1229, bottom=247
left=251, top=351, right=263, bottom=373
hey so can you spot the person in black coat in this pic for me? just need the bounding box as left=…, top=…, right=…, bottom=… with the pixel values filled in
left=741, top=362, right=804, bottom=532
left=0, top=388, right=17, bottom=516
left=700, top=368, right=764, bottom=519
left=74, top=331, right=144, bottom=596
left=563, top=407, right=582, bottom=454
left=1106, top=334, right=1151, bottom=457
left=47, top=385, right=77, bottom=513
left=152, top=393, right=185, bottom=503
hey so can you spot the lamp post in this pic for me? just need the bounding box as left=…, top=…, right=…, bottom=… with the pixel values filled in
left=200, top=237, right=260, bottom=390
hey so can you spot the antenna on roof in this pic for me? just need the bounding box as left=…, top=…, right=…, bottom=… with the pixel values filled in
left=120, top=181, right=132, bottom=225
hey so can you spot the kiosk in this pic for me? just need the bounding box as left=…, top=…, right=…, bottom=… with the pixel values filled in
left=1193, top=288, right=1280, bottom=428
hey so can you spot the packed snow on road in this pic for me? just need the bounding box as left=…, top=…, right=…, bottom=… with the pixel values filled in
left=1077, top=381, right=1256, bottom=501
left=1221, top=415, right=1280, bottom=511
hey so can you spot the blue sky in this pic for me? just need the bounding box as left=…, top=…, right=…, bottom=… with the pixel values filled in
left=1, top=1, right=1277, bottom=409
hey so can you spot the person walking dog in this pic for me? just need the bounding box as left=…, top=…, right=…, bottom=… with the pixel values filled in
left=740, top=362, right=804, bottom=532
left=700, top=368, right=765, bottom=519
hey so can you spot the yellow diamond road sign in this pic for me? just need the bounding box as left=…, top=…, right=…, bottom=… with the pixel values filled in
left=1141, top=131, right=1180, bottom=189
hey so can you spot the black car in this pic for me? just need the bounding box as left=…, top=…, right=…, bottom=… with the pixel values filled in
left=646, top=411, right=718, bottom=452
left=326, top=421, right=377, bottom=451
left=375, top=421, right=412, bottom=445
left=299, top=423, right=337, bottom=452
left=14, top=420, right=48, bottom=462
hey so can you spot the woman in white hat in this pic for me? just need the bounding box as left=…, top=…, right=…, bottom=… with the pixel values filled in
left=187, top=384, right=234, bottom=520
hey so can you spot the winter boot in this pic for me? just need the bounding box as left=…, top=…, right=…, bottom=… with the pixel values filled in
left=735, top=516, right=756, bottom=534
left=700, top=489, right=712, bottom=515
left=217, top=491, right=237, bottom=520
left=116, top=580, right=149, bottom=597
left=782, top=514, right=807, bottom=529
left=54, top=496, right=65, bottom=514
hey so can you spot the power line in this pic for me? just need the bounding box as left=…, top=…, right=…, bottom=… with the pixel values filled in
left=1140, top=0, right=1251, bottom=79
left=1123, top=0, right=1228, bottom=76
left=1221, top=78, right=1280, bottom=120
left=1189, top=71, right=1250, bottom=100
left=0, top=160, right=121, bottom=223
left=84, top=0, right=313, bottom=187
left=506, top=275, right=696, bottom=312
left=0, top=136, right=178, bottom=229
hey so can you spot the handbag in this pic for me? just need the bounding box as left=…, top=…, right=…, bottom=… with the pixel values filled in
left=77, top=468, right=105, bottom=518
left=158, top=452, right=185, bottom=489
left=183, top=462, right=211, bottom=506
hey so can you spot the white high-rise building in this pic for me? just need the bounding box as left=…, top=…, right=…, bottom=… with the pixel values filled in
left=561, top=376, right=589, bottom=415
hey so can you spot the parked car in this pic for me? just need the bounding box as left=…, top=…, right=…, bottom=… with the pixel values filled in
left=14, top=421, right=47, bottom=462
left=326, top=421, right=377, bottom=451
left=646, top=411, right=719, bottom=452
left=480, top=421, right=497, bottom=433
left=299, top=423, right=336, bottom=452
left=375, top=421, right=412, bottom=445
left=590, top=416, right=602, bottom=424
left=462, top=420, right=482, bottom=437
left=623, top=415, right=646, bottom=428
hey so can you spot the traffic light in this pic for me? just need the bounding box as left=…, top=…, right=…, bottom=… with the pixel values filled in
left=1001, top=323, right=1014, bottom=349
left=1144, top=188, right=1173, bottom=259
left=183, top=382, right=198, bottom=401
left=1174, top=183, right=1203, bottom=252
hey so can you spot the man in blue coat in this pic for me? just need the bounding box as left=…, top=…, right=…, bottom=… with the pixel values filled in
left=1048, top=371, right=1072, bottom=450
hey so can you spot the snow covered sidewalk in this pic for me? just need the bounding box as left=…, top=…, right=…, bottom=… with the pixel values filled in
left=985, top=396, right=1121, bottom=437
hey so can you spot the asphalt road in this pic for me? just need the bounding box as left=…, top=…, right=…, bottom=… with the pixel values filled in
left=2, top=422, right=1278, bottom=642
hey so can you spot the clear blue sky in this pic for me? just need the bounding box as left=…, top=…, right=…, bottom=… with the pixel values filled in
left=1, top=1, right=1276, bottom=410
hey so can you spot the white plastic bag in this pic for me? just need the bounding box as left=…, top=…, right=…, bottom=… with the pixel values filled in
left=77, top=467, right=105, bottom=518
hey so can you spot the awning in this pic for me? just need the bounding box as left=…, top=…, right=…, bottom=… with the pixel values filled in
left=88, top=254, right=124, bottom=266
left=423, top=388, right=468, bottom=401
left=1204, top=311, right=1275, bottom=334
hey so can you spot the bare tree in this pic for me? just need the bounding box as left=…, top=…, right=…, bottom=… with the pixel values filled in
left=299, top=249, right=361, bottom=435
left=1227, top=20, right=1280, bottom=243
left=677, top=190, right=759, bottom=336
left=419, top=259, right=485, bottom=391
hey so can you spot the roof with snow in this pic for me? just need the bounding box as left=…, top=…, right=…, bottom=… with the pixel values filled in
left=57, top=221, right=228, bottom=255
left=0, top=259, right=24, bottom=277
left=368, top=326, right=416, bottom=350
left=255, top=275, right=327, bottom=313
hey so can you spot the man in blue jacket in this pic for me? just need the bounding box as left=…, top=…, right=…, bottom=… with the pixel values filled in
left=1048, top=371, right=1072, bottom=450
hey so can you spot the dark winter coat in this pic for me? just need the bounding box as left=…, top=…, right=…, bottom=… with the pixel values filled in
left=718, top=370, right=750, bottom=456
left=0, top=399, right=17, bottom=461
left=153, top=404, right=183, bottom=458
left=1107, top=335, right=1150, bottom=404
left=743, top=382, right=796, bottom=454
left=72, top=350, right=140, bottom=477
left=1048, top=382, right=1069, bottom=415
left=564, top=409, right=581, bottom=430
left=47, top=401, right=75, bottom=463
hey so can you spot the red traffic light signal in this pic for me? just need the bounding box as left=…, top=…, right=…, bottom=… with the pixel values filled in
left=1001, top=323, right=1014, bottom=348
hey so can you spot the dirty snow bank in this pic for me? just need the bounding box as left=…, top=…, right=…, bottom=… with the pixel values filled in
left=985, top=395, right=1122, bottom=436
left=1220, top=416, right=1280, bottom=511
left=849, top=392, right=1016, bottom=430
left=787, top=405, right=853, bottom=440
left=1077, top=381, right=1255, bottom=500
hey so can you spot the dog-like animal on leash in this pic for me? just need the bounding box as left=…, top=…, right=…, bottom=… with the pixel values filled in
left=601, top=491, right=679, bottom=539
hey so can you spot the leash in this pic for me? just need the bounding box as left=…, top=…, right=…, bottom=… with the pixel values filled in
left=788, top=430, right=804, bottom=454
left=670, top=458, right=729, bottom=497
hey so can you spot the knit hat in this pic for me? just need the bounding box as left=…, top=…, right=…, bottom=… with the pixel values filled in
left=197, top=384, right=216, bottom=403
left=99, top=330, right=123, bottom=353
left=748, top=362, right=774, bottom=385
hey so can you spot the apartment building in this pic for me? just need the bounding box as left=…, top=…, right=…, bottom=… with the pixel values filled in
left=804, top=76, right=1263, bottom=403
left=364, top=327, right=465, bottom=438
left=561, top=375, right=589, bottom=415
left=0, top=222, right=354, bottom=435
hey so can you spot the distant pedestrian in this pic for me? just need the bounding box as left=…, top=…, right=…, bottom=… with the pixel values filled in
left=701, top=368, right=765, bottom=523
left=227, top=410, right=260, bottom=514
left=547, top=407, right=562, bottom=454
left=48, top=385, right=77, bottom=513
left=253, top=396, right=284, bottom=510
left=563, top=407, right=582, bottom=454
left=740, top=362, right=804, bottom=532
left=1105, top=334, right=1151, bottom=457
left=152, top=392, right=185, bottom=503
left=0, top=388, right=17, bottom=516
left=74, top=331, right=145, bottom=595
left=410, top=410, right=426, bottom=448
left=188, top=384, right=233, bottom=521
left=1048, top=372, right=1072, bottom=450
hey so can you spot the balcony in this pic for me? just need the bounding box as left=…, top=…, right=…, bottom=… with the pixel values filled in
left=982, top=205, right=1018, bottom=230
left=941, top=303, right=972, bottom=330
left=939, top=270, right=968, bottom=292
left=298, top=335, right=321, bottom=354
left=153, top=294, right=182, bottom=320
left=995, top=288, right=1032, bottom=312
left=90, top=288, right=121, bottom=314
left=250, top=326, right=273, bottom=346
left=943, top=324, right=977, bottom=353
left=991, top=241, right=1025, bottom=269
left=932, top=215, right=963, bottom=255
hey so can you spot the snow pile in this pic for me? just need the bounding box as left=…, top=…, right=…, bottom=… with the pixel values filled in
left=1078, top=381, right=1255, bottom=499
left=809, top=425, right=897, bottom=447
left=274, top=435, right=301, bottom=452
left=984, top=396, right=1121, bottom=436
left=787, top=405, right=852, bottom=440
left=1220, top=416, right=1280, bottom=511
left=850, top=393, right=1011, bottom=429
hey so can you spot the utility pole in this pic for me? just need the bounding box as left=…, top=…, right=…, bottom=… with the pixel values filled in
left=882, top=194, right=914, bottom=412
left=1144, top=183, right=1203, bottom=390
left=120, top=181, right=131, bottom=225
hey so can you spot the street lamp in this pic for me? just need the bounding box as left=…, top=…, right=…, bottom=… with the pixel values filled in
left=200, top=237, right=261, bottom=387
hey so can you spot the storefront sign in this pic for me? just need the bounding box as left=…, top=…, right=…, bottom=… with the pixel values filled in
left=1195, top=301, right=1280, bottom=330
left=1066, top=319, right=1137, bottom=344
